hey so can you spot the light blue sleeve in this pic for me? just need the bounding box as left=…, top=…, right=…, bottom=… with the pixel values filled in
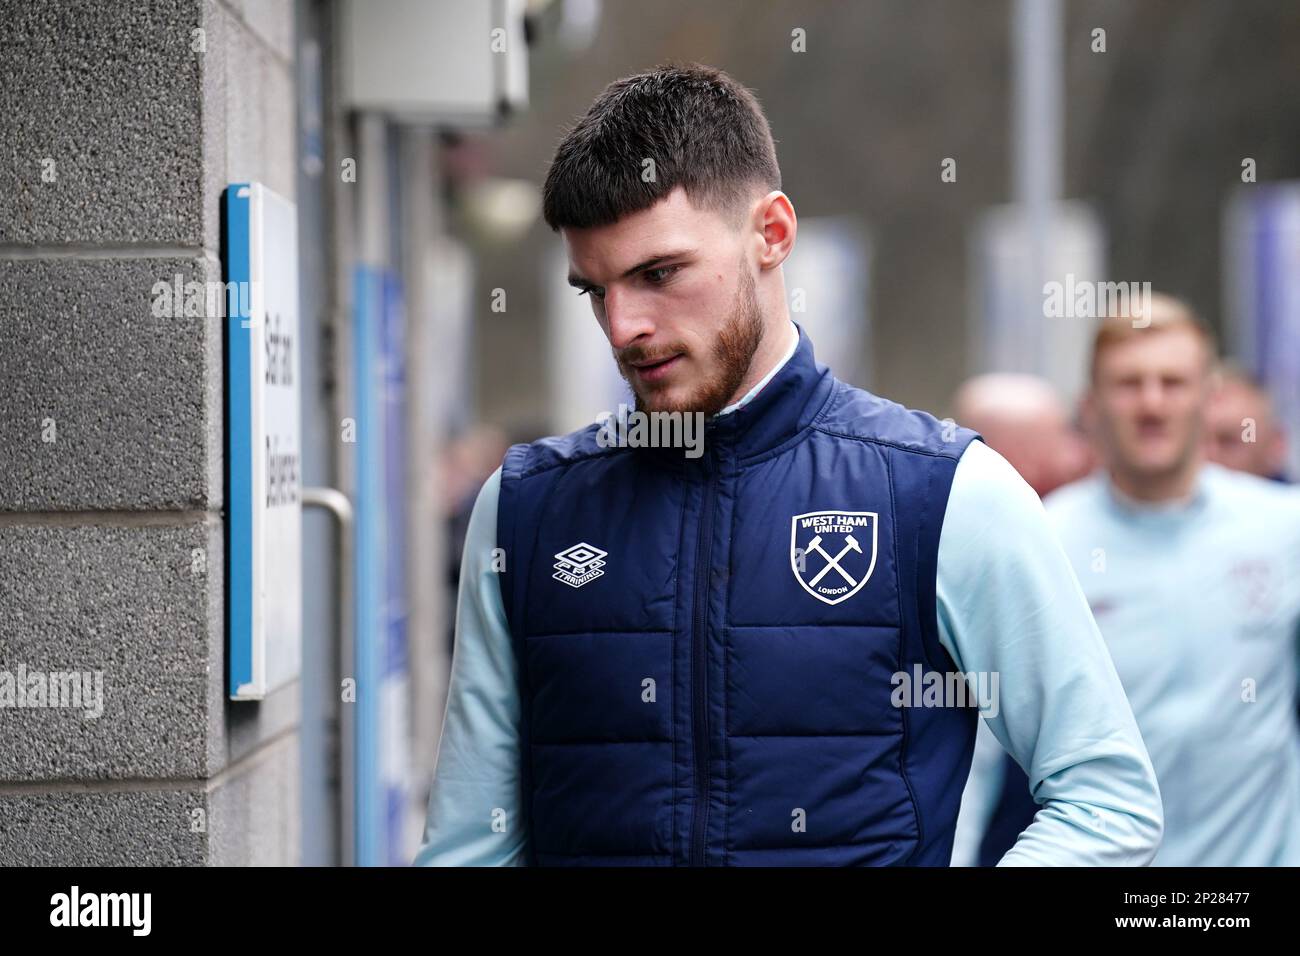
left=936, top=440, right=1164, bottom=866
left=412, top=466, right=528, bottom=866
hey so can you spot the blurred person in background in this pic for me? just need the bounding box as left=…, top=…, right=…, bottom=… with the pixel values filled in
left=1035, top=294, right=1300, bottom=865
left=414, top=63, right=1161, bottom=867
left=1203, top=364, right=1290, bottom=482
left=950, top=374, right=1093, bottom=498
left=949, top=374, right=1094, bottom=866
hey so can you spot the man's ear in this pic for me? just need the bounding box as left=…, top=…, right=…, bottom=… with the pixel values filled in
left=754, top=190, right=796, bottom=271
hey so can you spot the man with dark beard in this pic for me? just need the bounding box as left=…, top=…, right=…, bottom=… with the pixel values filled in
left=414, top=64, right=1161, bottom=866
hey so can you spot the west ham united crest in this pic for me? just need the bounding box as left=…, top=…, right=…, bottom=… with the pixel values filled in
left=790, top=511, right=879, bottom=605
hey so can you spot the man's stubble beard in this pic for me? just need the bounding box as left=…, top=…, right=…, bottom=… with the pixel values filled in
left=623, top=265, right=765, bottom=417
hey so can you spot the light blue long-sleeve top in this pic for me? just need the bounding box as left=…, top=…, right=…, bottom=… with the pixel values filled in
left=414, top=327, right=1163, bottom=866
left=1038, top=466, right=1300, bottom=865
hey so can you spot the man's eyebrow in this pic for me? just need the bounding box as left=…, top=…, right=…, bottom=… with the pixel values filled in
left=567, top=249, right=695, bottom=289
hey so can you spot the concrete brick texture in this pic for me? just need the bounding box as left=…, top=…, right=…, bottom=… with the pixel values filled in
left=0, top=0, right=207, bottom=246
left=219, top=0, right=297, bottom=204
left=0, top=256, right=221, bottom=511
left=0, top=788, right=210, bottom=866
left=208, top=730, right=300, bottom=866
left=204, top=0, right=297, bottom=253
left=0, top=0, right=301, bottom=864
left=0, top=733, right=299, bottom=865
left=224, top=0, right=295, bottom=63
left=0, top=520, right=225, bottom=782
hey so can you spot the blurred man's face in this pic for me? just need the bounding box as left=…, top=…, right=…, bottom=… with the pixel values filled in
left=980, top=416, right=1092, bottom=499
left=1088, top=327, right=1211, bottom=484
left=1203, top=379, right=1286, bottom=478
left=563, top=186, right=764, bottom=416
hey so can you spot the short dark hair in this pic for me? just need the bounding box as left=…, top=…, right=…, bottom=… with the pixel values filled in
left=542, top=62, right=781, bottom=232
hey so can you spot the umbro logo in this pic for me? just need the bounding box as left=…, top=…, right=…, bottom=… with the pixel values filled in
left=553, top=542, right=608, bottom=589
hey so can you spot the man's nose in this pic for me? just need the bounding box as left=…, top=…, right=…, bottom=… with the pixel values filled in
left=1137, top=377, right=1166, bottom=411
left=604, top=293, right=655, bottom=350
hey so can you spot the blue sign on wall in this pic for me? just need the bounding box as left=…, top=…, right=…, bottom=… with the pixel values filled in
left=224, top=183, right=303, bottom=700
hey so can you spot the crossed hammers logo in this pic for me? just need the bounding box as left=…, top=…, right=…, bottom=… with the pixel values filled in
left=790, top=511, right=879, bottom=605
left=804, top=533, right=863, bottom=587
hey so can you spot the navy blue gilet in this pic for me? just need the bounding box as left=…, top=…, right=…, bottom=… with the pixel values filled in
left=497, top=324, right=981, bottom=866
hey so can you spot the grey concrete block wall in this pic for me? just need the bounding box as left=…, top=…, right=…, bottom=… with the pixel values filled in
left=208, top=731, right=301, bottom=866
left=0, top=732, right=299, bottom=866
left=0, top=0, right=300, bottom=865
left=0, top=789, right=210, bottom=866
left=0, top=0, right=207, bottom=246
left=0, top=257, right=220, bottom=511
left=0, top=520, right=224, bottom=782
